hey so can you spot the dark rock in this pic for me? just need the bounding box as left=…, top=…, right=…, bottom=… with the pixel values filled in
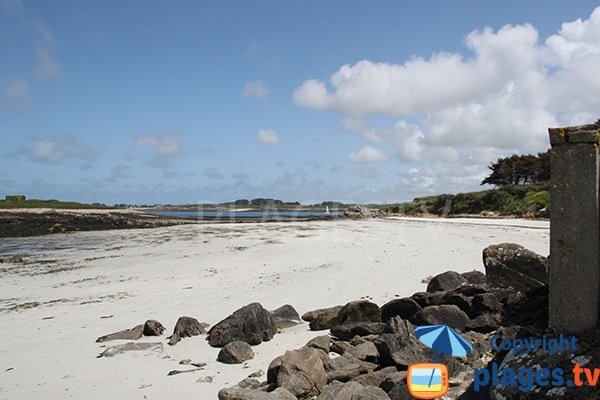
left=303, top=306, right=343, bottom=331
left=461, top=270, right=487, bottom=285
left=483, top=243, right=548, bottom=291
left=383, top=317, right=415, bottom=337
left=143, top=319, right=165, bottom=336
left=351, top=366, right=398, bottom=387
left=472, top=293, right=502, bottom=315
left=96, top=324, right=144, bottom=343
left=410, top=291, right=445, bottom=308
left=426, top=271, right=469, bottom=292
left=217, top=341, right=255, bottom=364
left=502, top=286, right=549, bottom=333
left=330, top=340, right=353, bottom=355
left=445, top=293, right=474, bottom=317
left=372, top=333, right=429, bottom=368
left=380, top=371, right=412, bottom=400
left=218, top=387, right=297, bottom=400
left=338, top=300, right=381, bottom=324
left=208, top=303, right=277, bottom=347
left=270, top=305, right=302, bottom=329
left=237, top=378, right=261, bottom=389
left=306, top=335, right=331, bottom=353
left=325, top=353, right=378, bottom=382
left=380, top=298, right=421, bottom=323
left=347, top=341, right=379, bottom=363
left=267, top=356, right=283, bottom=384
left=330, top=322, right=386, bottom=341
left=169, top=316, right=209, bottom=346
left=276, top=347, right=328, bottom=398
left=446, top=285, right=490, bottom=298
left=412, top=304, right=470, bottom=331
left=317, top=381, right=390, bottom=400
left=466, top=313, right=501, bottom=333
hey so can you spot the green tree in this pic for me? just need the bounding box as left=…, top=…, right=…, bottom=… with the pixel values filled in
left=481, top=151, right=550, bottom=187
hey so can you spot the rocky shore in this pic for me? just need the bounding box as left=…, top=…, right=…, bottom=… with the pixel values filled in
left=90, top=241, right=597, bottom=399
left=0, top=209, right=195, bottom=238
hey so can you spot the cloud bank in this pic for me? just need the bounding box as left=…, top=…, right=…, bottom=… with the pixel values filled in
left=294, top=7, right=600, bottom=194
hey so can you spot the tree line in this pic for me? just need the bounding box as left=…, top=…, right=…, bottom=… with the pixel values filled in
left=481, top=151, right=550, bottom=187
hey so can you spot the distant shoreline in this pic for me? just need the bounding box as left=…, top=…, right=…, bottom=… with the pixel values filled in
left=0, top=208, right=341, bottom=238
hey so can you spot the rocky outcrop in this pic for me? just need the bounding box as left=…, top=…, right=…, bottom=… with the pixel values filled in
left=380, top=298, right=421, bottom=322
left=270, top=305, right=302, bottom=329
left=304, top=300, right=381, bottom=331
left=168, top=316, right=209, bottom=346
left=217, top=341, right=255, bottom=364
left=413, top=304, right=470, bottom=330
left=274, top=347, right=328, bottom=398
left=208, top=303, right=277, bottom=347
left=483, top=243, right=548, bottom=291
left=302, top=305, right=343, bottom=331
left=343, top=206, right=386, bottom=219
left=143, top=319, right=165, bottom=336
left=218, top=387, right=297, bottom=400
left=426, top=271, right=469, bottom=292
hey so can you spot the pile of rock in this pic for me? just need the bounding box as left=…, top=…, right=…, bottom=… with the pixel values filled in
left=216, top=242, right=599, bottom=399
left=343, top=206, right=387, bottom=219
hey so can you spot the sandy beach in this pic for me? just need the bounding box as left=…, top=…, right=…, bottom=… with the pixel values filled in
left=0, top=217, right=549, bottom=400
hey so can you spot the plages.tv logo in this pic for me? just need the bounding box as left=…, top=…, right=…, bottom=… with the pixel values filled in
left=408, top=325, right=473, bottom=399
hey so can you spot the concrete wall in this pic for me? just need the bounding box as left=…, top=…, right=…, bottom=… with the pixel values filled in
left=548, top=123, right=600, bottom=334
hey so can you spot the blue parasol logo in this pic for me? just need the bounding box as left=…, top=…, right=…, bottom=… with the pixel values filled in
left=415, top=324, right=473, bottom=359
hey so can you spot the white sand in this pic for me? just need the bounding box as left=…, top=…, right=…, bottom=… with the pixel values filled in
left=0, top=217, right=549, bottom=400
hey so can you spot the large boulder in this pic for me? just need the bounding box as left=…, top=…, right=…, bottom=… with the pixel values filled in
left=461, top=270, right=487, bottom=285
left=372, top=333, right=429, bottom=369
left=351, top=366, right=398, bottom=387
left=306, top=335, right=331, bottom=353
left=483, top=243, right=548, bottom=291
left=276, top=347, right=328, bottom=398
left=380, top=372, right=412, bottom=400
left=218, top=387, right=297, bottom=400
left=208, top=303, right=277, bottom=347
left=96, top=324, right=144, bottom=343
left=380, top=298, right=422, bottom=322
left=270, top=305, right=302, bottom=329
left=217, top=341, right=255, bottom=364
left=325, top=353, right=378, bottom=382
left=317, top=381, right=390, bottom=399
left=412, top=304, right=470, bottom=331
left=143, top=319, right=165, bottom=336
left=330, top=322, right=386, bottom=341
left=169, top=316, right=209, bottom=346
left=303, top=306, right=343, bottom=331
left=426, top=271, right=469, bottom=292
left=339, top=301, right=381, bottom=324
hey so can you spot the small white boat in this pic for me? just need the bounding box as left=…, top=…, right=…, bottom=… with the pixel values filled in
left=325, top=205, right=331, bottom=214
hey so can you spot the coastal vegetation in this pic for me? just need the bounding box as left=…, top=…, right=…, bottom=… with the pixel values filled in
left=391, top=151, right=551, bottom=217
left=0, top=196, right=110, bottom=209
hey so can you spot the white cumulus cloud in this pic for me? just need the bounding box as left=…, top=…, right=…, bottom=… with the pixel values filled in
left=349, top=146, right=389, bottom=163
left=256, top=129, right=279, bottom=145
left=293, top=7, right=600, bottom=194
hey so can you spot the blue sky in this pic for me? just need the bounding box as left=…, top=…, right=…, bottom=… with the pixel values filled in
left=1, top=1, right=600, bottom=205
